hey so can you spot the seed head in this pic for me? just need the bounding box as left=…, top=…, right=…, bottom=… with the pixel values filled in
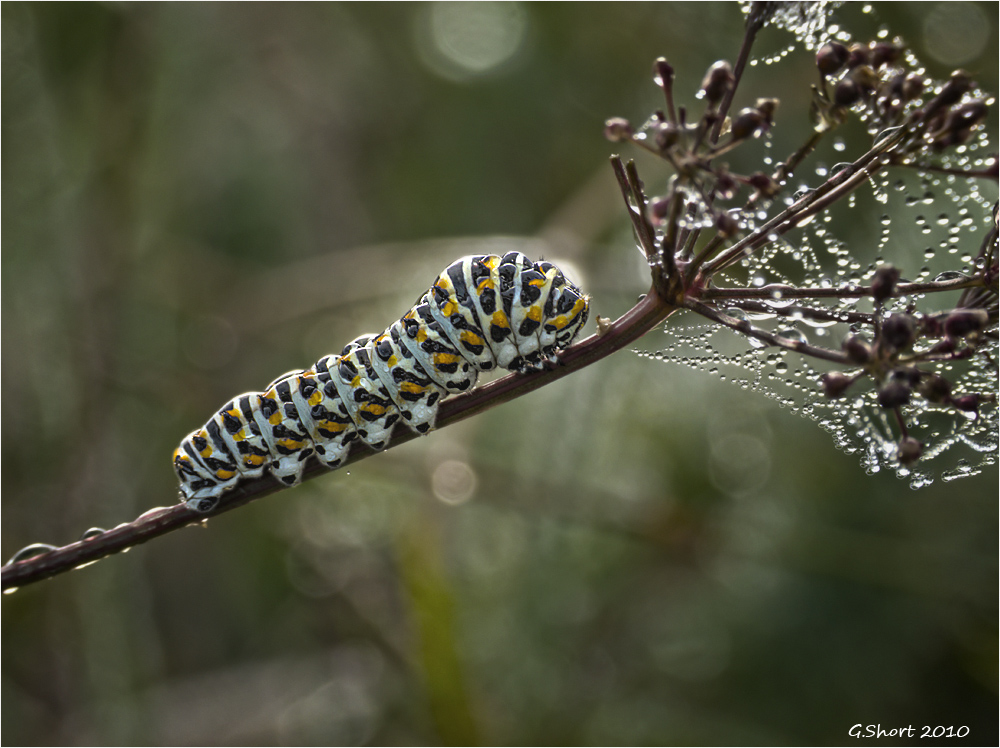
left=816, top=42, right=849, bottom=77
left=897, top=437, right=923, bottom=465
left=870, top=42, right=902, bottom=69
left=944, top=309, right=989, bottom=338
left=881, top=313, right=917, bottom=351
left=951, top=394, right=981, bottom=412
left=701, top=61, right=735, bottom=107
left=731, top=108, right=767, bottom=140
left=878, top=380, right=912, bottom=408
left=841, top=335, right=872, bottom=364
left=916, top=373, right=952, bottom=403
left=833, top=79, right=861, bottom=108
left=870, top=265, right=900, bottom=304
left=604, top=117, right=633, bottom=142
left=821, top=371, right=855, bottom=398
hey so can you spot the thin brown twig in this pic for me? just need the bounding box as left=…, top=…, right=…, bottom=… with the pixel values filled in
left=1, top=292, right=678, bottom=591
left=684, top=298, right=853, bottom=365
left=704, top=274, right=986, bottom=300
left=611, top=156, right=657, bottom=258
left=724, top=299, right=875, bottom=326
left=709, top=1, right=769, bottom=145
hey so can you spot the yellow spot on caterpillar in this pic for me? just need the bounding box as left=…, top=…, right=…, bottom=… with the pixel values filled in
left=318, top=420, right=347, bottom=433
left=215, top=468, right=236, bottom=480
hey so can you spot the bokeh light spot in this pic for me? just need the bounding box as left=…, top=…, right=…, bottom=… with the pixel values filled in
left=922, top=2, right=990, bottom=66
left=431, top=459, right=477, bottom=505
left=416, top=2, right=528, bottom=81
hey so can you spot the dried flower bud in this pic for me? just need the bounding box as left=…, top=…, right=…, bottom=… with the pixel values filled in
left=816, top=42, right=849, bottom=76
left=747, top=172, right=779, bottom=198
left=871, top=42, right=902, bottom=69
left=929, top=337, right=957, bottom=355
left=870, top=265, right=900, bottom=304
left=654, top=122, right=680, bottom=150
left=604, top=117, right=633, bottom=142
left=841, top=335, right=872, bottom=364
left=893, top=367, right=923, bottom=387
left=934, top=100, right=990, bottom=148
left=897, top=437, right=923, bottom=465
left=878, top=380, right=912, bottom=408
left=715, top=170, right=738, bottom=200
left=653, top=57, right=674, bottom=89
left=916, top=373, right=952, bottom=403
left=886, top=71, right=908, bottom=98
left=933, top=70, right=973, bottom=110
left=850, top=65, right=879, bottom=96
left=881, top=313, right=917, bottom=351
left=821, top=371, right=855, bottom=398
left=944, top=308, right=990, bottom=337
left=755, top=98, right=779, bottom=124
left=731, top=108, right=767, bottom=140
left=901, top=74, right=925, bottom=101
left=701, top=61, right=735, bottom=106
left=951, top=394, right=980, bottom=412
left=833, top=78, right=861, bottom=108
left=649, top=196, right=671, bottom=224
left=715, top=211, right=739, bottom=237
left=920, top=315, right=944, bottom=337
left=846, top=43, right=870, bottom=69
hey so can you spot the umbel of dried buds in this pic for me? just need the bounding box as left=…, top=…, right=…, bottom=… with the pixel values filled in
left=601, top=18, right=997, bottom=476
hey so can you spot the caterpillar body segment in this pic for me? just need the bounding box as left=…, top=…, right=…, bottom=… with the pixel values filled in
left=174, top=253, right=589, bottom=511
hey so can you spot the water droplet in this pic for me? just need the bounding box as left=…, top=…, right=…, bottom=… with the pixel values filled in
left=933, top=270, right=969, bottom=282
left=5, top=543, right=59, bottom=566
left=777, top=329, right=808, bottom=345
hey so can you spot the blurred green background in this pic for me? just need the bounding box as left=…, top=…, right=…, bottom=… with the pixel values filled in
left=3, top=2, right=997, bottom=745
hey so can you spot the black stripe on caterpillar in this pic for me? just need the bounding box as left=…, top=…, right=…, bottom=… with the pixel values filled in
left=174, top=252, right=590, bottom=512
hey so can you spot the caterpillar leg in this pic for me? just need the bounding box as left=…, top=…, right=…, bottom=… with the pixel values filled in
left=368, top=329, right=445, bottom=435
left=327, top=336, right=400, bottom=451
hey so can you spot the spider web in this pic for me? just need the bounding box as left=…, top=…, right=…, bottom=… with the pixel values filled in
left=642, top=6, right=998, bottom=487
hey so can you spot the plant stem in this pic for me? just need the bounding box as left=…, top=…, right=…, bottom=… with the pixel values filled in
left=704, top=273, right=986, bottom=300
left=685, top=298, right=853, bottom=365
left=1, top=293, right=677, bottom=591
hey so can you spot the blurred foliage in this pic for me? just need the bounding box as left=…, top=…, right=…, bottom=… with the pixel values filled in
left=2, top=2, right=997, bottom=745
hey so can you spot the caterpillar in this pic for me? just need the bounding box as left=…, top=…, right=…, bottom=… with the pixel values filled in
left=174, top=252, right=590, bottom=512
